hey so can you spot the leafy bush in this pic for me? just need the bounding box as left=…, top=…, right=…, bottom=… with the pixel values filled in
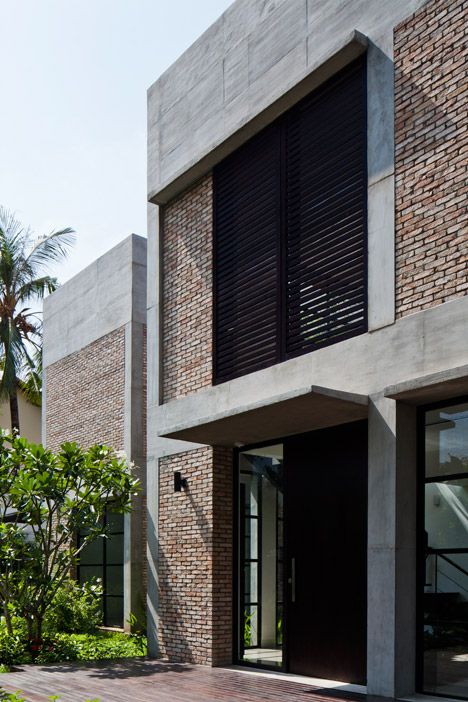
left=35, top=631, right=147, bottom=664
left=0, top=626, right=27, bottom=667
left=43, top=580, right=103, bottom=635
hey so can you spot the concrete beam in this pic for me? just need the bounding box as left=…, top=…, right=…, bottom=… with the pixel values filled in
left=153, top=296, right=468, bottom=447
left=384, top=365, right=468, bottom=406
left=159, top=385, right=368, bottom=447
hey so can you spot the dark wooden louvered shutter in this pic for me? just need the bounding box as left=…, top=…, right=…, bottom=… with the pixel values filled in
left=285, top=58, right=367, bottom=357
left=214, top=123, right=281, bottom=383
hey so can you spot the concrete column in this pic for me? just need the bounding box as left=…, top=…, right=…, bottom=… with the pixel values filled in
left=123, top=319, right=147, bottom=631
left=367, top=394, right=417, bottom=697
left=146, top=203, right=161, bottom=655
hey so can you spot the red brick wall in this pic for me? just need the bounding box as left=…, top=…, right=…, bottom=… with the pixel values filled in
left=46, top=328, right=125, bottom=452
left=158, top=446, right=233, bottom=666
left=394, top=0, right=468, bottom=317
left=162, top=175, right=213, bottom=402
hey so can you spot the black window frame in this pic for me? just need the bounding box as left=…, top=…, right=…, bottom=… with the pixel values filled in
left=77, top=508, right=125, bottom=628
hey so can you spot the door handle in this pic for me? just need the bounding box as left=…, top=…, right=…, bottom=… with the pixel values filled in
left=289, top=557, right=296, bottom=603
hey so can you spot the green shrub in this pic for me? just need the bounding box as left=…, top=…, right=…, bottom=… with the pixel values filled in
left=43, top=580, right=103, bottom=635
left=36, top=631, right=147, bottom=664
left=0, top=626, right=27, bottom=668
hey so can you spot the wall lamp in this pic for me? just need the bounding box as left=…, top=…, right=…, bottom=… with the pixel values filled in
left=174, top=471, right=188, bottom=492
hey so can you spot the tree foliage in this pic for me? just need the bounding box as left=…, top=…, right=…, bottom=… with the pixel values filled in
left=0, top=207, right=75, bottom=431
left=0, top=433, right=139, bottom=643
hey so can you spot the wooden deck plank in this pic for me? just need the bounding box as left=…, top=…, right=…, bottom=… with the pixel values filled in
left=0, top=659, right=374, bottom=702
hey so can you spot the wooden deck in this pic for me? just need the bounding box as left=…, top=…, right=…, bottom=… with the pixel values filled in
left=0, top=659, right=374, bottom=702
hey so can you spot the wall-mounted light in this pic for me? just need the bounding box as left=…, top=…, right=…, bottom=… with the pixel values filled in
left=174, top=471, right=188, bottom=492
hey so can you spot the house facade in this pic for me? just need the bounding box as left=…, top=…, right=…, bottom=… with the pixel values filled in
left=43, top=234, right=147, bottom=630
left=146, top=0, right=468, bottom=697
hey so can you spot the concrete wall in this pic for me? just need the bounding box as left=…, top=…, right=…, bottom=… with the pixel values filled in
left=0, top=392, right=41, bottom=444
left=148, top=0, right=428, bottom=204
left=43, top=233, right=147, bottom=630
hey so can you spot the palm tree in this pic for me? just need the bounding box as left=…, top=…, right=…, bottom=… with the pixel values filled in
left=0, top=207, right=75, bottom=433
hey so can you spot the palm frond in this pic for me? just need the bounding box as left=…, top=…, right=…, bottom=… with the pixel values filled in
left=17, top=276, right=58, bottom=303
left=19, top=348, right=42, bottom=407
left=25, top=228, right=76, bottom=274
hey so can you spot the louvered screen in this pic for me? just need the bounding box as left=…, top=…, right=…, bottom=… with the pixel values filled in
left=285, top=58, right=367, bottom=357
left=214, top=123, right=281, bottom=383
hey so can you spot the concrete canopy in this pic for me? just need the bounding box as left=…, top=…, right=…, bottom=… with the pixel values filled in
left=384, top=365, right=468, bottom=406
left=158, top=385, right=368, bottom=447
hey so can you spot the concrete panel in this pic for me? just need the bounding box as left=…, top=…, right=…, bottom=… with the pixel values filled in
left=368, top=174, right=395, bottom=330
left=43, top=234, right=147, bottom=367
left=247, top=1, right=307, bottom=84
left=155, top=296, right=468, bottom=446
left=147, top=0, right=429, bottom=203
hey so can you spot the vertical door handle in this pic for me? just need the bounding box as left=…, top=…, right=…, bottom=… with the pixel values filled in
left=290, top=557, right=296, bottom=603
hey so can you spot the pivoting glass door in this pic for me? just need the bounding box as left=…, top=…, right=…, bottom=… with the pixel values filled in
left=423, top=402, right=468, bottom=698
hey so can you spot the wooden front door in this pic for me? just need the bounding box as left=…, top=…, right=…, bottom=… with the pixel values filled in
left=285, top=420, right=368, bottom=684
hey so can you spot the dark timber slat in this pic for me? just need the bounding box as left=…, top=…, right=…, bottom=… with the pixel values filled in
left=214, top=56, right=367, bottom=383
left=0, top=659, right=370, bottom=702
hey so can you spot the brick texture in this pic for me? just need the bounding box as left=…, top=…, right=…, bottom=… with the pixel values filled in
left=158, top=446, right=233, bottom=666
left=46, top=328, right=125, bottom=452
left=162, top=175, right=213, bottom=402
left=394, top=0, right=468, bottom=317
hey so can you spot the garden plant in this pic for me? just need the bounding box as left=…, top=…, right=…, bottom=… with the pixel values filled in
left=0, top=432, right=145, bottom=667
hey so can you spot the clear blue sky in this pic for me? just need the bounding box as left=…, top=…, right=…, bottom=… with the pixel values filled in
left=0, top=0, right=232, bottom=282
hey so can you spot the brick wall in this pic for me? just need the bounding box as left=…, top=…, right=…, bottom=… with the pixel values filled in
left=394, top=0, right=468, bottom=317
left=162, top=175, right=213, bottom=402
left=158, top=446, right=233, bottom=666
left=46, top=328, right=125, bottom=452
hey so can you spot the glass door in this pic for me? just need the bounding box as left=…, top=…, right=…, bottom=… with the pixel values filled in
left=423, top=402, right=468, bottom=698
left=237, top=444, right=284, bottom=668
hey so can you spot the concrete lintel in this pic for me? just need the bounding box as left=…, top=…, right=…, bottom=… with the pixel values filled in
left=158, top=385, right=368, bottom=447
left=384, top=365, right=468, bottom=406
left=148, top=31, right=367, bottom=205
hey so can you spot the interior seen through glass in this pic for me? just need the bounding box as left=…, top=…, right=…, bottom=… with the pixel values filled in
left=424, top=403, right=468, bottom=698
left=239, top=444, right=283, bottom=668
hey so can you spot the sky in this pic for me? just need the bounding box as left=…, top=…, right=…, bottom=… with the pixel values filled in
left=0, top=0, right=233, bottom=283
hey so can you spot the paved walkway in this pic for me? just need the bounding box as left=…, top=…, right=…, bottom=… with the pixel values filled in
left=0, top=659, right=373, bottom=702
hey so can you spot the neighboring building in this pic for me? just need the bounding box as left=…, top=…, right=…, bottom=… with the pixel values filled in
left=43, top=234, right=147, bottom=630
left=146, top=0, right=468, bottom=699
left=0, top=390, right=41, bottom=443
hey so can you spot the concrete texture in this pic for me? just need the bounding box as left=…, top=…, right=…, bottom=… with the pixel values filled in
left=155, top=295, right=468, bottom=446
left=385, top=365, right=468, bottom=405
left=367, top=396, right=417, bottom=697
left=43, top=234, right=147, bottom=368
left=147, top=0, right=427, bottom=205
left=160, top=385, right=368, bottom=447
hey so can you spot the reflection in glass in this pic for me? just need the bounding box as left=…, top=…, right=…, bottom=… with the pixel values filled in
left=424, top=403, right=468, bottom=698
left=78, top=508, right=124, bottom=627
left=239, top=444, right=283, bottom=668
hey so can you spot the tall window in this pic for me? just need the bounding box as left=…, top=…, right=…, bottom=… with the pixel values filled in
left=214, top=57, right=367, bottom=384
left=78, top=510, right=124, bottom=628
left=422, top=402, right=468, bottom=698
